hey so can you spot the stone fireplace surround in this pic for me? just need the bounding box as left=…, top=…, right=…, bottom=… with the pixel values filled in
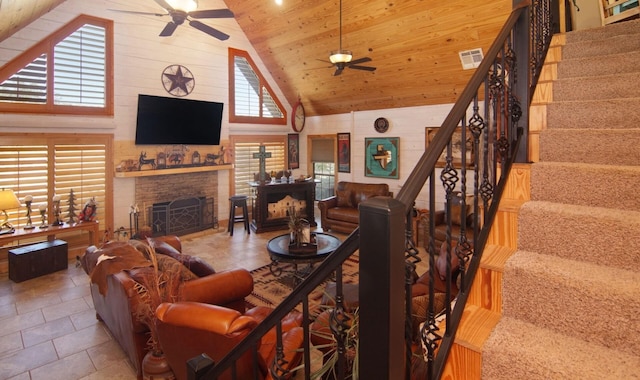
left=134, top=171, right=219, bottom=235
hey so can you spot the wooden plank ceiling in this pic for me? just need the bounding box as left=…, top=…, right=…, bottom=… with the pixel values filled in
left=0, top=0, right=512, bottom=116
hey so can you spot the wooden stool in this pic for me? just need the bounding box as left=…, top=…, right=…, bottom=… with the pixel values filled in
left=228, top=195, right=250, bottom=236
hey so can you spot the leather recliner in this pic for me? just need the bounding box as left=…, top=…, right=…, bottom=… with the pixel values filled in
left=80, top=236, right=254, bottom=379
left=318, top=181, right=392, bottom=234
left=156, top=301, right=304, bottom=380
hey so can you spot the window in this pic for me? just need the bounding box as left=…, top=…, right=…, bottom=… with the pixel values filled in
left=228, top=48, right=286, bottom=124
left=0, top=133, right=112, bottom=234
left=0, top=15, right=113, bottom=115
left=230, top=136, right=286, bottom=197
left=314, top=162, right=335, bottom=201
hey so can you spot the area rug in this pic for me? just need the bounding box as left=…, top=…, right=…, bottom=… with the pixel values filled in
left=246, top=254, right=360, bottom=310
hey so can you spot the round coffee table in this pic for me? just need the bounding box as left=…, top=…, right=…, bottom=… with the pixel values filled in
left=266, top=232, right=341, bottom=286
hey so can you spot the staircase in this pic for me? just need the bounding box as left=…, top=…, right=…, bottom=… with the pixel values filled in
left=481, top=19, right=640, bottom=378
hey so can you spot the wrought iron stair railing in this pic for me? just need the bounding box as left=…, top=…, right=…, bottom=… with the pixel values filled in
left=189, top=0, right=557, bottom=378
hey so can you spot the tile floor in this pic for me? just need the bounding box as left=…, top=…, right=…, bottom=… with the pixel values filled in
left=0, top=217, right=426, bottom=380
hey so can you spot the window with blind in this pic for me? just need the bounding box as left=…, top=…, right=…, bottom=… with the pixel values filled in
left=228, top=48, right=286, bottom=125
left=0, top=134, right=112, bottom=232
left=0, top=15, right=113, bottom=115
left=231, top=137, right=286, bottom=197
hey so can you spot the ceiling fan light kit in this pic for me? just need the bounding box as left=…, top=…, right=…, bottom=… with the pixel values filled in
left=166, top=0, right=198, bottom=13
left=329, top=50, right=353, bottom=64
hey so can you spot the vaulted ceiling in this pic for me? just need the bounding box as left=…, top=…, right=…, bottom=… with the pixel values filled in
left=0, top=0, right=512, bottom=116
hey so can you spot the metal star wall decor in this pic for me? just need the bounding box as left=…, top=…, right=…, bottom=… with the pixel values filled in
left=161, top=64, right=195, bottom=97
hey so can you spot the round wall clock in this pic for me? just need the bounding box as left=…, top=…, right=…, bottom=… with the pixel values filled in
left=291, top=99, right=306, bottom=132
left=161, top=64, right=195, bottom=97
left=374, top=117, right=389, bottom=133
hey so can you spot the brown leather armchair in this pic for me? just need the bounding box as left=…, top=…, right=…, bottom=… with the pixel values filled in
left=318, top=181, right=392, bottom=233
left=80, top=236, right=254, bottom=379
left=421, top=193, right=476, bottom=250
left=156, top=302, right=304, bottom=380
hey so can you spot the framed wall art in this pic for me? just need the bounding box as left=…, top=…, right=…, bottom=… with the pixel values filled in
left=337, top=132, right=351, bottom=173
left=287, top=133, right=300, bottom=169
left=425, top=127, right=475, bottom=168
left=364, top=137, right=399, bottom=179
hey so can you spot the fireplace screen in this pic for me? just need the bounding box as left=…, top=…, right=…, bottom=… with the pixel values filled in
left=149, top=197, right=214, bottom=236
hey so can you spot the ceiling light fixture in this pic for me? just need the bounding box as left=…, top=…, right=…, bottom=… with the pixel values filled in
left=166, top=0, right=198, bottom=13
left=329, top=0, right=352, bottom=64
left=329, top=50, right=353, bottom=64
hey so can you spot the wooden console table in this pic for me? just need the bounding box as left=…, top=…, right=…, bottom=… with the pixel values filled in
left=0, top=221, right=100, bottom=248
left=249, top=180, right=317, bottom=233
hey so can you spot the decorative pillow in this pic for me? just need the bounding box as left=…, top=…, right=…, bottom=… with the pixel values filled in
left=155, top=254, right=198, bottom=282
left=150, top=239, right=216, bottom=277
left=336, top=190, right=353, bottom=207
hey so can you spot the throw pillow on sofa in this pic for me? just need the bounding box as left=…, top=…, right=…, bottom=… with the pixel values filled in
left=336, top=190, right=354, bottom=208
left=150, top=239, right=216, bottom=277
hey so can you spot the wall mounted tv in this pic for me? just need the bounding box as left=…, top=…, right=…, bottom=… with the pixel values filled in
left=135, top=94, right=223, bottom=145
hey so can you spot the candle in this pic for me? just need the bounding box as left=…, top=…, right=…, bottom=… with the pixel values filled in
left=38, top=203, right=47, bottom=212
left=24, top=195, right=33, bottom=203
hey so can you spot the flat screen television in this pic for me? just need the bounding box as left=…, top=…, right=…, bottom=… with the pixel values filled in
left=135, top=94, right=223, bottom=145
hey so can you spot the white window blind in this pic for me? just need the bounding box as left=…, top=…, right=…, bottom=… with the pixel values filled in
left=0, top=15, right=111, bottom=114
left=53, top=24, right=106, bottom=107
left=233, top=141, right=286, bottom=197
left=0, top=54, right=47, bottom=104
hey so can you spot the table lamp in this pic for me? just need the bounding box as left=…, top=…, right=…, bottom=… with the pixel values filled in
left=0, top=189, right=21, bottom=234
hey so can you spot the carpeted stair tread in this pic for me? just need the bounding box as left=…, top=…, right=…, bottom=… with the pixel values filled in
left=553, top=72, right=640, bottom=101
left=562, top=34, right=640, bottom=60
left=564, top=18, right=640, bottom=43
left=502, top=251, right=640, bottom=356
left=557, top=50, right=640, bottom=78
left=539, top=128, right=640, bottom=166
left=518, top=201, right=640, bottom=271
left=546, top=98, right=640, bottom=130
left=531, top=162, right=640, bottom=211
left=482, top=316, right=640, bottom=380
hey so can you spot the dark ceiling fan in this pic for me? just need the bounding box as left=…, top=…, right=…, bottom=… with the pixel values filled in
left=109, top=0, right=234, bottom=41
left=321, top=0, right=376, bottom=76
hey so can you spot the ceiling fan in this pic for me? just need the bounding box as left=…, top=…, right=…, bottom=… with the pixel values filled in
left=110, top=0, right=234, bottom=41
left=322, top=0, right=376, bottom=76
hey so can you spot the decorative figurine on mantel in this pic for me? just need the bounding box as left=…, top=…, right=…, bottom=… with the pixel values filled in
left=23, top=195, right=35, bottom=230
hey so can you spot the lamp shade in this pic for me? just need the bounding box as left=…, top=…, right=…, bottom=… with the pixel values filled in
left=166, top=0, right=198, bottom=12
left=329, top=50, right=353, bottom=64
left=0, top=189, right=20, bottom=211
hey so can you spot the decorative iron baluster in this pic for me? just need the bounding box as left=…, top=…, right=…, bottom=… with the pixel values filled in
left=268, top=323, right=290, bottom=380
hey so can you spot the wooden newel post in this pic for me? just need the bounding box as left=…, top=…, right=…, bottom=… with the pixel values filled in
left=359, top=196, right=406, bottom=379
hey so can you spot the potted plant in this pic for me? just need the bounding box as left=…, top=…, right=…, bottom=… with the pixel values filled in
left=131, top=243, right=184, bottom=380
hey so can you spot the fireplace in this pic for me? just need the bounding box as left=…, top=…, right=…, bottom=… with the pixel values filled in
left=149, top=196, right=215, bottom=236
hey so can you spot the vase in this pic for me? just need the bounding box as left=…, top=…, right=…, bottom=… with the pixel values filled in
left=142, top=351, right=175, bottom=380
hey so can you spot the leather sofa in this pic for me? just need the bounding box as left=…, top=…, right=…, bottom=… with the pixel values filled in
left=79, top=236, right=254, bottom=379
left=318, top=181, right=392, bottom=233
left=156, top=302, right=304, bottom=380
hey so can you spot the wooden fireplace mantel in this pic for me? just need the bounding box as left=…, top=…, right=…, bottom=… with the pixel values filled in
left=114, top=164, right=232, bottom=178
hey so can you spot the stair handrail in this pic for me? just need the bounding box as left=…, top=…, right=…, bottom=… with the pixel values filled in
left=188, top=0, right=557, bottom=378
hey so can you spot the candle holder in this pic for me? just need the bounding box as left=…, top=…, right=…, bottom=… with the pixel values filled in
left=23, top=196, right=35, bottom=230
left=39, top=204, right=48, bottom=229
left=51, top=196, right=63, bottom=226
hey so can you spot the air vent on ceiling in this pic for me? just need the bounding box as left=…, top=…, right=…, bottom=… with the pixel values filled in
left=459, top=48, right=484, bottom=70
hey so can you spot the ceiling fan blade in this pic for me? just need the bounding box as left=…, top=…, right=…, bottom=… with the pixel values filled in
left=349, top=57, right=372, bottom=65
left=189, top=20, right=230, bottom=41
left=108, top=9, right=167, bottom=17
left=154, top=0, right=174, bottom=12
left=334, top=67, right=344, bottom=76
left=189, top=9, right=234, bottom=19
left=159, top=22, right=178, bottom=36
left=349, top=65, right=377, bottom=72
